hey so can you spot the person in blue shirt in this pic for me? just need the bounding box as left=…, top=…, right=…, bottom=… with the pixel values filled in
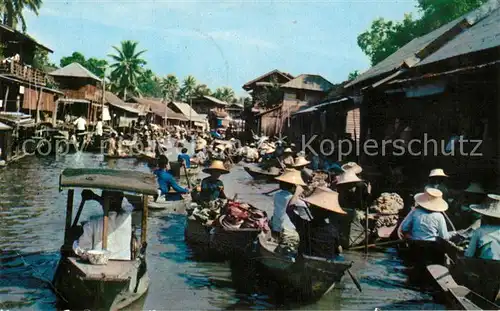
left=194, top=160, right=229, bottom=203
left=153, top=158, right=189, bottom=202
left=177, top=148, right=191, bottom=168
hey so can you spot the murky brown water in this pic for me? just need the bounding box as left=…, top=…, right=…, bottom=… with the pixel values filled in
left=0, top=153, right=445, bottom=310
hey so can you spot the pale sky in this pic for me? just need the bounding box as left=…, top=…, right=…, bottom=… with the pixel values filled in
left=25, top=0, right=419, bottom=95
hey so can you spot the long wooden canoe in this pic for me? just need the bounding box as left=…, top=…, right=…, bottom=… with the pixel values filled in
left=243, top=166, right=280, bottom=182
left=257, top=234, right=352, bottom=301
left=148, top=196, right=190, bottom=213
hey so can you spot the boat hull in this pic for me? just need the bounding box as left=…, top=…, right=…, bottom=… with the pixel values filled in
left=148, top=197, right=189, bottom=213
left=243, top=166, right=280, bottom=182
left=53, top=257, right=149, bottom=311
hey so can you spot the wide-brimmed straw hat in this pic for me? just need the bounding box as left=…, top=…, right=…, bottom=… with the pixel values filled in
left=275, top=168, right=306, bottom=186
left=284, top=148, right=293, bottom=153
left=263, top=147, right=275, bottom=154
left=414, top=188, right=448, bottom=212
left=302, top=187, right=346, bottom=214
left=203, top=160, right=230, bottom=174
left=429, top=168, right=448, bottom=178
left=336, top=171, right=363, bottom=185
left=464, top=182, right=485, bottom=194
left=342, top=162, right=362, bottom=175
left=293, top=156, right=310, bottom=168
left=470, top=194, right=500, bottom=219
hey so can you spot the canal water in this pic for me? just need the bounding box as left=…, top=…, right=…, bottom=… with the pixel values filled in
left=0, top=153, right=445, bottom=310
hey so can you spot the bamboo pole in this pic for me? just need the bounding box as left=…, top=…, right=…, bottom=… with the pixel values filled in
left=3, top=85, right=9, bottom=112
left=102, top=196, right=109, bottom=250
left=141, top=195, right=148, bottom=244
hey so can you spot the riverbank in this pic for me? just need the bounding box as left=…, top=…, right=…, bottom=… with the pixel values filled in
left=0, top=153, right=444, bottom=310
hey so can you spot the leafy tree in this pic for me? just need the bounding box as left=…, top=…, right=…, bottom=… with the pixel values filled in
left=108, top=40, right=147, bottom=100
left=213, top=87, right=235, bottom=103
left=193, top=83, right=211, bottom=98
left=178, top=75, right=197, bottom=102
left=59, top=52, right=107, bottom=78
left=33, top=47, right=57, bottom=72
left=348, top=70, right=360, bottom=81
left=358, top=0, right=487, bottom=65
left=1, top=0, right=42, bottom=31
left=137, top=69, right=162, bottom=98
left=254, top=76, right=283, bottom=109
left=160, top=74, right=179, bottom=102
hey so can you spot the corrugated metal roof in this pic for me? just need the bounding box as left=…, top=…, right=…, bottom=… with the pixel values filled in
left=418, top=4, right=500, bottom=66
left=202, top=95, right=229, bottom=106
left=50, top=63, right=101, bottom=82
left=105, top=92, right=140, bottom=114
left=293, top=97, right=349, bottom=115
left=281, top=74, right=334, bottom=92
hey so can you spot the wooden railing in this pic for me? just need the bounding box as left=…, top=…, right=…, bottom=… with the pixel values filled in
left=0, top=61, right=47, bottom=86
left=62, top=88, right=102, bottom=102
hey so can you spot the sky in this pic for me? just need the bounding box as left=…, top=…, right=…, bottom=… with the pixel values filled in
left=25, top=0, right=419, bottom=96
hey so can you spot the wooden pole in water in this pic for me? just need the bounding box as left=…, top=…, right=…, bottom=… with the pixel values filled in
left=141, top=195, right=148, bottom=244
left=64, top=189, right=74, bottom=245
left=363, top=185, right=368, bottom=255
left=102, top=196, right=109, bottom=250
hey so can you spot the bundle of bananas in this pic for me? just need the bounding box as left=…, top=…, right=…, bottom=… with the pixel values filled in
left=370, top=193, right=404, bottom=228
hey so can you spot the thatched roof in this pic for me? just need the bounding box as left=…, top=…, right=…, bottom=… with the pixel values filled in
left=281, top=74, right=334, bottom=92
left=131, top=97, right=187, bottom=121
left=50, top=62, right=101, bottom=81
left=202, top=95, right=229, bottom=106
left=0, top=24, right=53, bottom=53
left=168, top=101, right=206, bottom=122
left=242, top=69, right=294, bottom=90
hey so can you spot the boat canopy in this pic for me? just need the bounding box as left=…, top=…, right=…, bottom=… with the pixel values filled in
left=59, top=168, right=157, bottom=195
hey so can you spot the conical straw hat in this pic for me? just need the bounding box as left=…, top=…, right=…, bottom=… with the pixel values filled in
left=302, top=187, right=346, bottom=214
left=470, top=194, right=500, bottom=219
left=203, top=160, right=230, bottom=174
left=275, top=168, right=306, bottom=186
left=293, top=156, right=310, bottom=168
left=429, top=168, right=448, bottom=177
left=195, top=143, right=205, bottom=151
left=336, top=171, right=363, bottom=185
left=341, top=162, right=362, bottom=174
left=414, top=188, right=448, bottom=212
left=284, top=148, right=293, bottom=153
left=464, top=182, right=485, bottom=194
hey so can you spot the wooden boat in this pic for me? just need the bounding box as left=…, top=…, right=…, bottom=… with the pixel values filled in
left=53, top=168, right=157, bottom=310
left=103, top=154, right=136, bottom=160
left=243, top=166, right=281, bottom=182
left=257, top=234, right=352, bottom=301
left=180, top=165, right=201, bottom=177
left=184, top=217, right=212, bottom=247
left=148, top=195, right=190, bottom=213
left=427, top=264, right=499, bottom=310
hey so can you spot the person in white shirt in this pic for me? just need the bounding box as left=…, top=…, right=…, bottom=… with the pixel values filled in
left=73, top=190, right=134, bottom=260
left=95, top=119, right=103, bottom=149
left=73, top=115, right=87, bottom=146
left=192, top=145, right=207, bottom=165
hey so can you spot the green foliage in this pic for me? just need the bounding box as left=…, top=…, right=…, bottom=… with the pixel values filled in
left=32, top=46, right=56, bottom=72
left=212, top=87, right=235, bottom=104
left=347, top=70, right=360, bottom=81
left=160, top=74, right=179, bottom=102
left=193, top=84, right=211, bottom=98
left=178, top=75, right=197, bottom=101
left=357, top=0, right=488, bottom=65
left=255, top=76, right=283, bottom=109
left=1, top=0, right=42, bottom=31
left=108, top=40, right=147, bottom=100
left=137, top=69, right=162, bottom=98
left=60, top=51, right=108, bottom=78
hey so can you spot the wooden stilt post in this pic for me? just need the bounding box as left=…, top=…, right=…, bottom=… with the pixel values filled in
left=102, top=196, right=110, bottom=250
left=64, top=189, right=74, bottom=245
left=3, top=85, right=9, bottom=112
left=141, top=195, right=148, bottom=244
left=363, top=187, right=368, bottom=255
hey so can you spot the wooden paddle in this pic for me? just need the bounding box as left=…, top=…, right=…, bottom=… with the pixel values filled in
left=262, top=188, right=280, bottom=196
left=347, top=269, right=363, bottom=292
left=182, top=163, right=192, bottom=188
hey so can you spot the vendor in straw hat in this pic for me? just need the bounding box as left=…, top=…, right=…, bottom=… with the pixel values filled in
left=287, top=187, right=346, bottom=259
left=271, top=169, right=307, bottom=239
left=192, top=143, right=207, bottom=165
left=293, top=155, right=313, bottom=183
left=450, top=182, right=486, bottom=230
left=425, top=168, right=450, bottom=201
left=335, top=167, right=371, bottom=211
left=400, top=188, right=451, bottom=242
left=196, top=160, right=230, bottom=203
left=464, top=194, right=500, bottom=260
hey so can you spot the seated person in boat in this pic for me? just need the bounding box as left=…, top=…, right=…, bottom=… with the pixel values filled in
left=465, top=194, right=500, bottom=260
left=192, top=144, right=207, bottom=165
left=272, top=169, right=307, bottom=246
left=450, top=182, right=486, bottom=231
left=193, top=160, right=229, bottom=203
left=425, top=168, right=450, bottom=202
left=178, top=148, right=191, bottom=168
left=335, top=169, right=371, bottom=211
left=73, top=190, right=134, bottom=260
left=107, top=133, right=118, bottom=156
left=154, top=157, right=189, bottom=202
left=281, top=148, right=295, bottom=168
left=293, top=156, right=313, bottom=184
left=400, top=188, right=451, bottom=241
left=288, top=187, right=346, bottom=259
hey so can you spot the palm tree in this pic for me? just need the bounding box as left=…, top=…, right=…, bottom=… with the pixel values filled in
left=178, top=75, right=197, bottom=102
left=193, top=84, right=211, bottom=98
left=160, top=74, right=179, bottom=102
left=2, top=0, right=43, bottom=31
left=213, top=87, right=235, bottom=104
left=108, top=40, right=147, bottom=100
